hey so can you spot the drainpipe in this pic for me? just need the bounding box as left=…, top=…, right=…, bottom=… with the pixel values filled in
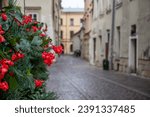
left=110, top=0, right=116, bottom=70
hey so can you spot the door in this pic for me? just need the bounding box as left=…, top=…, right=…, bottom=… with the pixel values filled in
left=129, top=38, right=138, bottom=73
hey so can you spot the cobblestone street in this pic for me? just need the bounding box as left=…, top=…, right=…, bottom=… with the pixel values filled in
left=47, top=55, right=150, bottom=100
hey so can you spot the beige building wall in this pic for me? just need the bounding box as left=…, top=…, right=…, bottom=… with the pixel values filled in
left=87, top=0, right=150, bottom=78
left=53, top=0, right=62, bottom=45
left=17, top=0, right=61, bottom=44
left=61, top=8, right=84, bottom=54
left=82, top=0, right=93, bottom=60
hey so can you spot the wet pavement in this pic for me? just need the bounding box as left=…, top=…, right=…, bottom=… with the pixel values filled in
left=46, top=55, right=150, bottom=100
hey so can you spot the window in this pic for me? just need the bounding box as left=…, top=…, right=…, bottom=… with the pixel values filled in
left=60, top=31, right=63, bottom=39
left=60, top=19, right=62, bottom=25
left=70, top=31, right=74, bottom=38
left=131, top=25, right=136, bottom=36
left=29, top=13, right=38, bottom=21
left=117, top=26, right=121, bottom=57
left=70, top=18, right=74, bottom=26
left=33, top=14, right=37, bottom=21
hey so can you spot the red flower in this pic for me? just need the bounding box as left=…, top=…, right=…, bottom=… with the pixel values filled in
left=0, top=64, right=9, bottom=75
left=0, top=59, right=14, bottom=80
left=52, top=45, right=63, bottom=54
left=11, top=54, right=17, bottom=61
left=40, top=33, right=46, bottom=37
left=34, top=80, right=44, bottom=88
left=0, top=30, right=4, bottom=35
left=42, top=52, right=55, bottom=66
left=0, top=25, right=5, bottom=35
left=0, top=81, right=9, bottom=91
left=0, top=35, right=5, bottom=43
left=17, top=53, right=25, bottom=59
left=0, top=59, right=14, bottom=66
left=1, top=13, right=8, bottom=21
left=11, top=52, right=24, bottom=62
left=32, top=26, right=39, bottom=32
left=22, top=15, right=32, bottom=24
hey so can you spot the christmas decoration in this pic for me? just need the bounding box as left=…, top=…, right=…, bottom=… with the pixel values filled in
left=0, top=1, right=62, bottom=100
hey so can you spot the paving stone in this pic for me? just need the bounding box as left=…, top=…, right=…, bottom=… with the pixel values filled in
left=46, top=55, right=150, bottom=100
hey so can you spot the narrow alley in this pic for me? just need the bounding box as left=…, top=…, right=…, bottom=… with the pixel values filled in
left=47, top=56, right=150, bottom=100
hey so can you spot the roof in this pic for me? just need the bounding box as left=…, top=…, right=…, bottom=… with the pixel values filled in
left=62, top=8, right=84, bottom=13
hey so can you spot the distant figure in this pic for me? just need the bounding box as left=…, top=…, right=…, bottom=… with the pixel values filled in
left=74, top=50, right=81, bottom=57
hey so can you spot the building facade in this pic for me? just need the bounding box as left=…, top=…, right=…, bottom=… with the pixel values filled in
left=17, top=0, right=62, bottom=44
left=81, top=0, right=93, bottom=60
left=72, top=28, right=84, bottom=53
left=60, top=8, right=84, bottom=54
left=53, top=0, right=62, bottom=45
left=84, top=0, right=150, bottom=78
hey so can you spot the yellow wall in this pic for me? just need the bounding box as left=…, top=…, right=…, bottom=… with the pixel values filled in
left=61, top=11, right=84, bottom=54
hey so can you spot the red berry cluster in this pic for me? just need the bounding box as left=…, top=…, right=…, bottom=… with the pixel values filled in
left=0, top=59, right=14, bottom=91
left=32, top=26, right=39, bottom=32
left=0, top=25, right=5, bottom=43
left=42, top=52, right=55, bottom=66
left=22, top=15, right=32, bottom=25
left=11, top=52, right=25, bottom=62
left=40, top=33, right=46, bottom=37
left=34, top=80, right=44, bottom=88
left=52, top=45, right=63, bottom=55
left=1, top=13, right=8, bottom=21
left=0, top=25, right=4, bottom=35
left=0, top=81, right=9, bottom=91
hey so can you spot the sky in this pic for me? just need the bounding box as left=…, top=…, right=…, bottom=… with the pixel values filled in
left=62, top=0, right=84, bottom=8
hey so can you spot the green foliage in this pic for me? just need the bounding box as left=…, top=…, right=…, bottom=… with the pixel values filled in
left=1, top=87, right=57, bottom=100
left=0, top=1, right=57, bottom=100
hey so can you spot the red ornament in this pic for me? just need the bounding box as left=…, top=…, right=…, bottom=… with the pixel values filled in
left=22, top=15, right=32, bottom=25
left=0, top=81, right=9, bottom=91
left=0, top=25, right=5, bottom=35
left=32, top=26, right=39, bottom=32
left=0, top=35, right=5, bottom=43
left=34, top=80, right=44, bottom=88
left=0, top=64, right=9, bottom=76
left=40, top=33, right=46, bottom=37
left=11, top=52, right=25, bottom=62
left=0, top=59, right=14, bottom=80
left=42, top=52, right=55, bottom=66
left=1, top=13, right=8, bottom=21
left=52, top=45, right=63, bottom=55
left=0, top=59, right=14, bottom=66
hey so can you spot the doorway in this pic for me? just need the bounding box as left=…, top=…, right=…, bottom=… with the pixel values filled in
left=129, top=38, right=138, bottom=73
left=105, top=30, right=110, bottom=60
left=93, top=38, right=96, bottom=63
